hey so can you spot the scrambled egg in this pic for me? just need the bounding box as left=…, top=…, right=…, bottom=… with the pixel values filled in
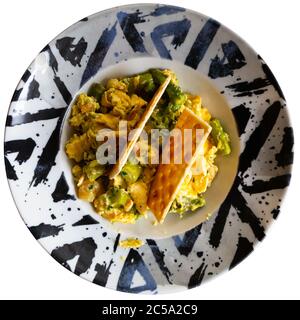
left=119, top=238, right=144, bottom=248
left=65, top=69, right=231, bottom=224
left=128, top=180, right=148, bottom=215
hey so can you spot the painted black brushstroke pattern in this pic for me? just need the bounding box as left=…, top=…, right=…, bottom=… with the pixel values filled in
left=209, top=178, right=266, bottom=248
left=210, top=179, right=265, bottom=247
left=51, top=172, right=75, bottom=202
left=146, top=239, right=172, bottom=284
left=210, top=97, right=282, bottom=247
left=208, top=41, right=246, bottom=79
left=275, top=127, right=294, bottom=167
left=11, top=70, right=31, bottom=102
left=209, top=181, right=235, bottom=248
left=6, top=107, right=66, bottom=127
left=250, top=89, right=267, bottom=96
left=271, top=207, right=280, bottom=219
left=21, top=69, right=31, bottom=82
left=41, top=45, right=58, bottom=73
left=242, top=174, right=291, bottom=195
left=149, top=5, right=185, bottom=16
left=56, top=37, right=87, bottom=67
left=51, top=238, right=97, bottom=275
left=5, top=156, right=18, bottom=180
left=72, top=215, right=99, bottom=226
left=151, top=19, right=191, bottom=59
left=259, top=55, right=285, bottom=99
left=232, top=191, right=265, bottom=241
left=81, top=23, right=117, bottom=86
left=29, top=77, right=71, bottom=186
left=93, top=260, right=113, bottom=287
left=29, top=223, right=64, bottom=239
left=229, top=237, right=253, bottom=270
left=30, top=108, right=67, bottom=187
left=185, top=19, right=220, bottom=69
left=188, top=263, right=207, bottom=288
left=53, top=76, right=72, bottom=105
left=11, top=89, right=22, bottom=102
left=209, top=101, right=283, bottom=248
left=226, top=78, right=271, bottom=97
left=113, top=233, right=121, bottom=253
left=117, top=12, right=146, bottom=53
left=232, top=104, right=251, bottom=136
left=28, top=77, right=71, bottom=186
left=173, top=224, right=202, bottom=256
left=239, top=101, right=282, bottom=174
left=27, top=78, right=40, bottom=100
left=117, top=249, right=156, bottom=293
left=4, top=138, right=36, bottom=180
left=4, top=138, right=36, bottom=164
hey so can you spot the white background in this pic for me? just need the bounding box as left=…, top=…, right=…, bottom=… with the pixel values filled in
left=0, top=0, right=299, bottom=300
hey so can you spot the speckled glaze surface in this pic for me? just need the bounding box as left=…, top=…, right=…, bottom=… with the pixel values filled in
left=4, top=4, right=293, bottom=293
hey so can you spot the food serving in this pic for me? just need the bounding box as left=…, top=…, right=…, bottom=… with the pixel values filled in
left=65, top=69, right=231, bottom=224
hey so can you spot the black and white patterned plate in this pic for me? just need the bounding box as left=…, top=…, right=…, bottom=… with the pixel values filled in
left=4, top=4, right=293, bottom=293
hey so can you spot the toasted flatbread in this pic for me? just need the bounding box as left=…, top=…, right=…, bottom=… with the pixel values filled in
left=147, top=107, right=211, bottom=223
left=109, top=75, right=171, bottom=179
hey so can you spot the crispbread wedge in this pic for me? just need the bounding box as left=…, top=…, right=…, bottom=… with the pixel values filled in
left=147, top=107, right=211, bottom=223
left=109, top=75, right=171, bottom=179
